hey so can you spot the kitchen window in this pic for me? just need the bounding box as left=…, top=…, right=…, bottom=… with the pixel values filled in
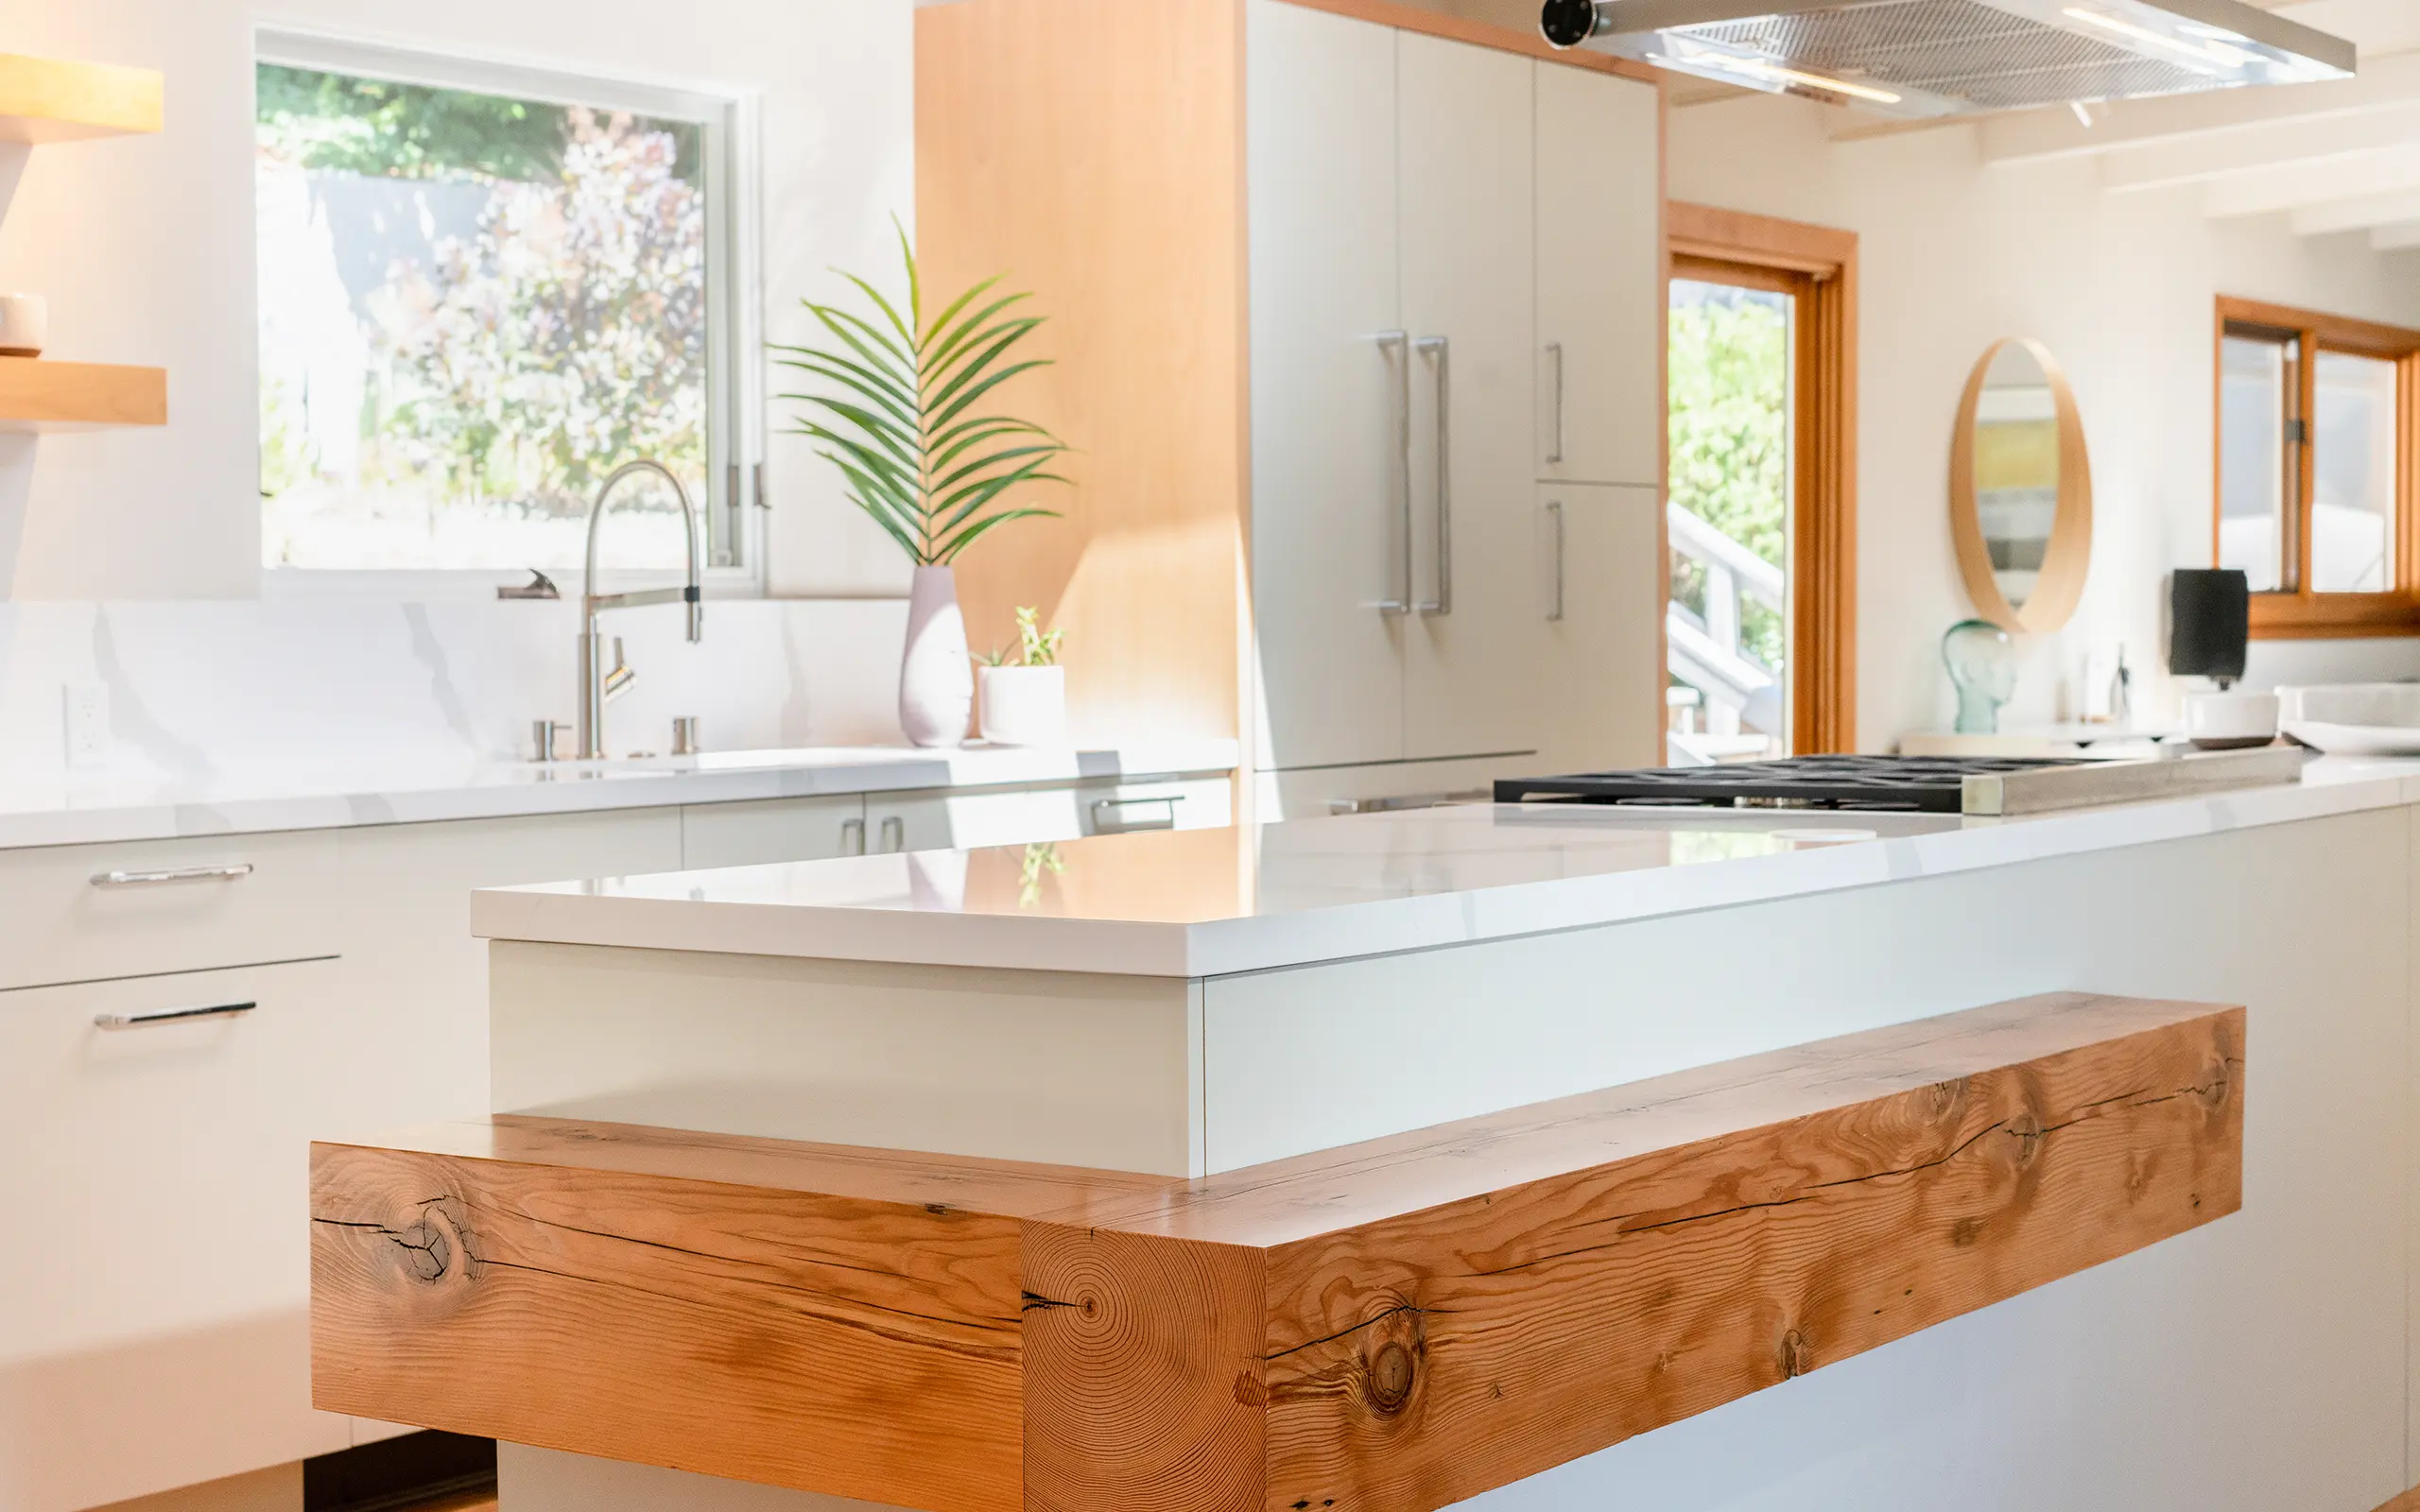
left=2215, top=297, right=2420, bottom=637
left=253, top=35, right=755, bottom=584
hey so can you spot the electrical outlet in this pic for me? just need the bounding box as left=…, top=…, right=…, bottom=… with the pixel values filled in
left=62, top=683, right=109, bottom=770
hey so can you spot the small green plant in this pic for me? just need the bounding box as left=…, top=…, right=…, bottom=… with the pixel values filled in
left=1014, top=606, right=1063, bottom=667
left=1018, top=841, right=1065, bottom=909
left=772, top=225, right=1067, bottom=565
left=980, top=606, right=1065, bottom=667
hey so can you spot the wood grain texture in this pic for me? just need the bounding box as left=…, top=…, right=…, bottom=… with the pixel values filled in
left=0, top=52, right=162, bottom=143
left=314, top=993, right=2240, bottom=1511
left=1023, top=1225, right=1267, bottom=1512
left=0, top=357, right=166, bottom=431
left=917, top=0, right=1251, bottom=747
left=311, top=1142, right=1027, bottom=1512
left=2211, top=295, right=2420, bottom=638
left=1285, top=0, right=1661, bottom=80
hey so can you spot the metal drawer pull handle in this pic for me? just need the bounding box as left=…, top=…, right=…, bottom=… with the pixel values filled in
left=841, top=816, right=867, bottom=855
left=90, top=864, right=254, bottom=888
left=1094, top=798, right=1179, bottom=833
left=1413, top=335, right=1451, bottom=615
left=1373, top=331, right=1411, bottom=614
left=1547, top=499, right=1566, bottom=622
left=95, top=1001, right=257, bottom=1030
left=879, top=815, right=906, bottom=852
left=1546, top=341, right=1565, bottom=465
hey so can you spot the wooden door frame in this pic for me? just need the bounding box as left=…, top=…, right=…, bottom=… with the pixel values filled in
left=1666, top=202, right=1859, bottom=755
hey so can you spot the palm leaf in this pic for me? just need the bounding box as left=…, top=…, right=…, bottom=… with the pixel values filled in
left=919, top=278, right=1011, bottom=360
left=928, top=359, right=1053, bottom=435
left=937, top=507, right=1060, bottom=563
left=923, top=290, right=1029, bottom=372
left=771, top=353, right=919, bottom=432
left=931, top=443, right=1064, bottom=498
left=775, top=234, right=1066, bottom=565
left=926, top=318, right=1046, bottom=409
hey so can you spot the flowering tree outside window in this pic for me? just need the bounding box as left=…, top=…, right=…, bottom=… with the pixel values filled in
left=256, top=62, right=714, bottom=572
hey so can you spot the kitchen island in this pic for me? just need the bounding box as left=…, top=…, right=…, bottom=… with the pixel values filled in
left=319, top=758, right=2420, bottom=1512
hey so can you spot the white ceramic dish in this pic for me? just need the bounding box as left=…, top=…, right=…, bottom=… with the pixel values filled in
left=2280, top=720, right=2420, bottom=757
left=2276, top=684, right=2420, bottom=756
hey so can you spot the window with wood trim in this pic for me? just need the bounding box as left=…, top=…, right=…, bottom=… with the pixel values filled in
left=2215, top=297, right=2420, bottom=638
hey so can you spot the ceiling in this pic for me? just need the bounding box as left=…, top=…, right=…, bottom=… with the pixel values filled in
left=1673, top=0, right=2420, bottom=250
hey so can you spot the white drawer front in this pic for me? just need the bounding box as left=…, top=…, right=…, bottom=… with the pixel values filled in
left=0, top=959, right=355, bottom=1510
left=1082, top=777, right=1233, bottom=836
left=0, top=830, right=341, bottom=991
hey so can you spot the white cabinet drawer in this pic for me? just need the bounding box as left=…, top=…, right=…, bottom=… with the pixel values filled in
left=0, top=959, right=355, bottom=1511
left=863, top=777, right=1236, bottom=853
left=1081, top=777, right=1233, bottom=836
left=682, top=795, right=868, bottom=868
left=0, top=830, right=341, bottom=991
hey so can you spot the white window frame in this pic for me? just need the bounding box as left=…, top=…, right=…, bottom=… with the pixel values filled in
left=252, top=26, right=766, bottom=601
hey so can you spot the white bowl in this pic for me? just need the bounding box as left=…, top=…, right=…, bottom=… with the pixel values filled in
left=2185, top=692, right=2278, bottom=750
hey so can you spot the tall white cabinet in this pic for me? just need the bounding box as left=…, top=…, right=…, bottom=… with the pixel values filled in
left=1246, top=0, right=1662, bottom=788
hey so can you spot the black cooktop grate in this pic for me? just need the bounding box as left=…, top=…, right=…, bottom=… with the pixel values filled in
left=1495, top=755, right=2080, bottom=813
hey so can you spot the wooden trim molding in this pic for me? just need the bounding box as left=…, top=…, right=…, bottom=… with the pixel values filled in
left=1949, top=337, right=2093, bottom=635
left=315, top=992, right=2241, bottom=1512
left=1280, top=0, right=1662, bottom=81
left=1667, top=201, right=1858, bottom=754
left=2215, top=295, right=2420, bottom=639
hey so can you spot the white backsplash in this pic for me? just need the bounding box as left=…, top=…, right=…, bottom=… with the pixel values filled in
left=0, top=597, right=911, bottom=788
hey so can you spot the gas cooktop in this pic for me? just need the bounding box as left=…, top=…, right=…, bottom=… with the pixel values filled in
left=1495, top=748, right=2308, bottom=816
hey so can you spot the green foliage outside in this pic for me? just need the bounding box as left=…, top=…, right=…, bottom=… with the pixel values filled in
left=1668, top=288, right=1789, bottom=671
left=256, top=64, right=571, bottom=183
left=256, top=62, right=709, bottom=558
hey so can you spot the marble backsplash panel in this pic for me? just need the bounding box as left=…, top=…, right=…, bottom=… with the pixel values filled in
left=0, top=597, right=911, bottom=788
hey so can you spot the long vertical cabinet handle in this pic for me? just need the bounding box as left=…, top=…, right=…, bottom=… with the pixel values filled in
left=1372, top=332, right=1411, bottom=614
left=1546, top=341, right=1565, bottom=465
left=1413, top=335, right=1451, bottom=615
left=1546, top=499, right=1566, bottom=622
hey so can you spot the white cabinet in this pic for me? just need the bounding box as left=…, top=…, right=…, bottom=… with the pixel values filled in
left=1246, top=0, right=1406, bottom=773
left=0, top=830, right=339, bottom=991
left=1536, top=63, right=1663, bottom=490
left=1246, top=0, right=1660, bottom=779
left=1400, top=30, right=1541, bottom=764
left=1534, top=482, right=1666, bottom=771
left=0, top=960, right=355, bottom=1512
left=868, top=778, right=1236, bottom=854
left=682, top=795, right=867, bottom=869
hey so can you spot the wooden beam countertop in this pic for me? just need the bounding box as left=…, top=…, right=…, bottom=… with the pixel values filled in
left=313, top=991, right=2244, bottom=1512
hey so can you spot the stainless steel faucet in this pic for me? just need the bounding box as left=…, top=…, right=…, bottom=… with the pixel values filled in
left=576, top=459, right=704, bottom=760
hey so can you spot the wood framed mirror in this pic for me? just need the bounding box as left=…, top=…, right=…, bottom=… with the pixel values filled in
left=1950, top=337, right=2092, bottom=634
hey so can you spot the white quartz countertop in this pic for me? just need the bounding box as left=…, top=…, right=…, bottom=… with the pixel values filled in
left=0, top=740, right=1239, bottom=850
left=474, top=753, right=2420, bottom=978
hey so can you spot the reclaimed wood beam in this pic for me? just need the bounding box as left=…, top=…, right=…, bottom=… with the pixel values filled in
left=312, top=991, right=2243, bottom=1512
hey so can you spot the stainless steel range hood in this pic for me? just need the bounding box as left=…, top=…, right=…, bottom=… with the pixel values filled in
left=1539, top=0, right=2357, bottom=117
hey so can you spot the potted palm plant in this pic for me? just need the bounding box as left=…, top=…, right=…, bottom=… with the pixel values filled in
left=774, top=230, right=1066, bottom=747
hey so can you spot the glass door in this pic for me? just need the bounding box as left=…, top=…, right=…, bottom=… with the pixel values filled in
left=1667, top=263, right=1795, bottom=764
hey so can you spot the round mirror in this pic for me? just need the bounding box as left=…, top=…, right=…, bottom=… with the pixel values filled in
left=1950, top=337, right=2092, bottom=634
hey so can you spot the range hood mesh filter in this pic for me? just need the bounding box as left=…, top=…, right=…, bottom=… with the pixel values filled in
left=1676, top=0, right=2239, bottom=110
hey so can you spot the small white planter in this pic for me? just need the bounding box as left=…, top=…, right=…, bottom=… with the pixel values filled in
left=978, top=664, right=1067, bottom=747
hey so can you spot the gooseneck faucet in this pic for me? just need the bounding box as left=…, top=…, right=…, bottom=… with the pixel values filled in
left=576, top=459, right=704, bottom=760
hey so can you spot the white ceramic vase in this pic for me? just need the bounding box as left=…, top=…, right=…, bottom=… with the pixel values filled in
left=899, top=564, right=972, bottom=747
left=978, top=664, right=1067, bottom=747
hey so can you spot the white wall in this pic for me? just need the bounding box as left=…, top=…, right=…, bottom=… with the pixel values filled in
left=0, top=0, right=916, bottom=599
left=1667, top=94, right=2420, bottom=749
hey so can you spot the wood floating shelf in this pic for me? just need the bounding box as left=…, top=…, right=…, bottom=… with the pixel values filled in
left=0, top=358, right=166, bottom=433
left=313, top=992, right=2244, bottom=1512
left=0, top=52, right=163, bottom=145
